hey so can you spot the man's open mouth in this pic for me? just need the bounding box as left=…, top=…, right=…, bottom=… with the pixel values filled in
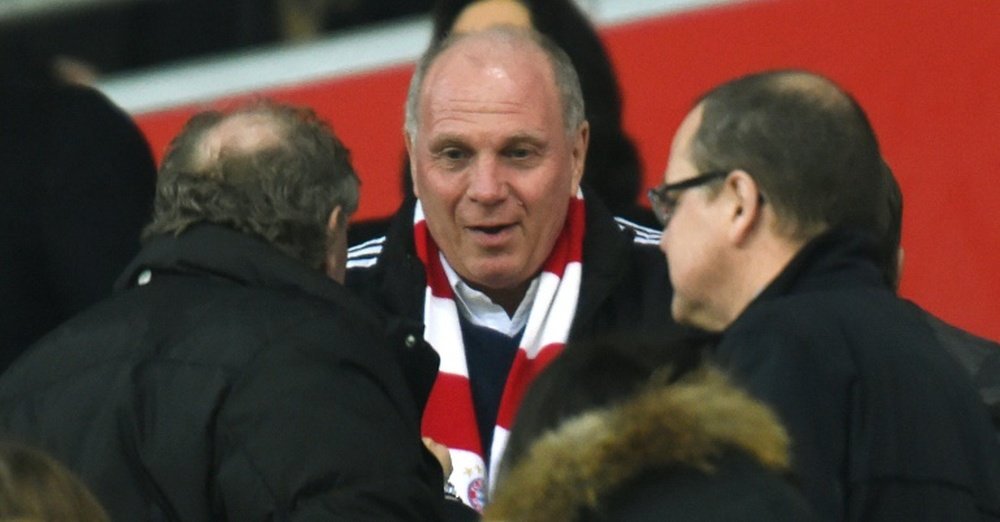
left=472, top=225, right=510, bottom=234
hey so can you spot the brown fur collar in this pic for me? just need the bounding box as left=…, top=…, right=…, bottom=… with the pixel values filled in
left=484, top=367, right=790, bottom=521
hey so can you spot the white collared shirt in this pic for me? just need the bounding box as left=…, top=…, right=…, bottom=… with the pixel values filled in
left=440, top=252, right=538, bottom=337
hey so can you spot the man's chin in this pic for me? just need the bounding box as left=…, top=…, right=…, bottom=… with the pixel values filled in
left=672, top=297, right=724, bottom=333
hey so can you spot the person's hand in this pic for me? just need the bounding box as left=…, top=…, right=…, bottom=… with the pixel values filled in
left=422, top=436, right=453, bottom=481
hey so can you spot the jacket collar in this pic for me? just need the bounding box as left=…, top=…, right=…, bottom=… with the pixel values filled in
left=573, top=192, right=635, bottom=329
left=485, top=366, right=792, bottom=520
left=375, top=192, right=637, bottom=323
left=123, top=223, right=441, bottom=413
left=747, top=227, right=886, bottom=309
left=117, top=224, right=379, bottom=325
left=375, top=196, right=428, bottom=319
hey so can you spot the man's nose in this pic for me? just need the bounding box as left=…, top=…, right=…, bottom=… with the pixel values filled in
left=466, top=155, right=508, bottom=203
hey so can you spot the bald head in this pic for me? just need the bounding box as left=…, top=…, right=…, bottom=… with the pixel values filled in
left=404, top=27, right=584, bottom=140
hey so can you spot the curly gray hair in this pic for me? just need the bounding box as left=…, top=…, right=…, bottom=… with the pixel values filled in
left=142, top=101, right=359, bottom=270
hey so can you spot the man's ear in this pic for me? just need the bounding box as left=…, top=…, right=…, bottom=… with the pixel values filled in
left=327, top=205, right=343, bottom=235
left=895, top=246, right=905, bottom=289
left=324, top=206, right=347, bottom=283
left=725, top=170, right=764, bottom=245
left=569, top=121, right=589, bottom=195
left=404, top=131, right=420, bottom=198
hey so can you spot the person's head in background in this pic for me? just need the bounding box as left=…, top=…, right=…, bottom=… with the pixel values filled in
left=0, top=441, right=109, bottom=521
left=0, top=39, right=99, bottom=87
left=874, top=160, right=904, bottom=290
left=656, top=70, right=886, bottom=331
left=422, top=0, right=646, bottom=222
left=495, top=331, right=709, bottom=480
left=143, top=100, right=359, bottom=282
left=486, top=331, right=814, bottom=521
left=0, top=74, right=156, bottom=369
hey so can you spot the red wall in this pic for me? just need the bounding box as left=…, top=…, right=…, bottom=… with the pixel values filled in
left=132, top=0, right=1000, bottom=341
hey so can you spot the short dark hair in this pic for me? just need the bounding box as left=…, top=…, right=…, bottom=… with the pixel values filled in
left=874, top=160, right=903, bottom=288
left=692, top=70, right=885, bottom=241
left=143, top=101, right=359, bottom=270
left=496, top=330, right=712, bottom=484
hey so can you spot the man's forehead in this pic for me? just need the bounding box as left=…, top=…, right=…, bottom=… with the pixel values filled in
left=662, top=105, right=703, bottom=181
left=424, top=36, right=549, bottom=96
left=673, top=105, right=703, bottom=156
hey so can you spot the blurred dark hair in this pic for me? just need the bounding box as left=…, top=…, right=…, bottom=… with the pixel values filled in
left=0, top=441, right=109, bottom=521
left=874, top=160, right=903, bottom=289
left=497, top=329, right=715, bottom=483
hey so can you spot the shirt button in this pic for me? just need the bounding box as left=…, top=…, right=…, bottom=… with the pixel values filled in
left=137, top=269, right=152, bottom=286
left=404, top=334, right=417, bottom=349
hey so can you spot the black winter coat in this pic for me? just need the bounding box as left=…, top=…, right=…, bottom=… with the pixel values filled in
left=0, top=225, right=445, bottom=521
left=714, top=229, right=1000, bottom=521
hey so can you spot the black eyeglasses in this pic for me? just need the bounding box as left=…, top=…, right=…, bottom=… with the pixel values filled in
left=647, top=171, right=730, bottom=227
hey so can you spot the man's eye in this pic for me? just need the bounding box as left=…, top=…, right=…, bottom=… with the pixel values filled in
left=440, top=148, right=468, bottom=161
left=504, top=146, right=538, bottom=161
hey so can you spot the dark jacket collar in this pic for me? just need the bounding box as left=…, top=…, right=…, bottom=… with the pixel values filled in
left=117, top=224, right=380, bottom=326
left=750, top=227, right=887, bottom=306
left=574, top=190, right=635, bottom=328
left=370, top=192, right=640, bottom=325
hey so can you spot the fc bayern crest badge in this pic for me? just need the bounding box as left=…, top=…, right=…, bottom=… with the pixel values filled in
left=467, top=477, right=487, bottom=512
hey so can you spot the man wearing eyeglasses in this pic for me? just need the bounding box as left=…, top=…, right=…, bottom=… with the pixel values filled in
left=654, top=69, right=1000, bottom=521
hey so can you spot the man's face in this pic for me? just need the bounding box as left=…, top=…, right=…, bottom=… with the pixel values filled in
left=407, top=39, right=587, bottom=296
left=658, top=105, right=729, bottom=330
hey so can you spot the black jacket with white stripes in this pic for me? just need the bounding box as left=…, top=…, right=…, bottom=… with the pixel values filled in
left=346, top=194, right=684, bottom=355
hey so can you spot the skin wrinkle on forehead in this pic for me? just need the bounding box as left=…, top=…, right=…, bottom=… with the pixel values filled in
left=426, top=58, right=547, bottom=136
left=430, top=98, right=525, bottom=115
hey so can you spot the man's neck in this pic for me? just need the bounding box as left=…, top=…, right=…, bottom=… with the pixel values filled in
left=729, top=234, right=804, bottom=325
left=476, top=282, right=530, bottom=318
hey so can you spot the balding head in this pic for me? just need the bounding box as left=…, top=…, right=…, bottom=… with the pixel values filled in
left=404, top=27, right=585, bottom=140
left=689, top=69, right=884, bottom=241
left=145, top=101, right=359, bottom=275
left=190, top=112, right=286, bottom=172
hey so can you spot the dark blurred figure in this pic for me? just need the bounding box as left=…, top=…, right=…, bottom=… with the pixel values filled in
left=875, top=162, right=1000, bottom=439
left=0, top=79, right=156, bottom=372
left=486, top=332, right=818, bottom=521
left=126, top=0, right=434, bottom=69
left=0, top=441, right=110, bottom=521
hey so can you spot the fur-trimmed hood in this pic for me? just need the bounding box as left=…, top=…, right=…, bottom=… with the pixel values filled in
left=485, top=367, right=792, bottom=521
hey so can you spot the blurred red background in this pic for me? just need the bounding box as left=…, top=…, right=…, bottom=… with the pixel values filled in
left=131, top=0, right=1000, bottom=340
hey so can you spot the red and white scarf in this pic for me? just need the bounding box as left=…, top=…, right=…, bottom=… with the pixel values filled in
left=415, top=193, right=585, bottom=512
